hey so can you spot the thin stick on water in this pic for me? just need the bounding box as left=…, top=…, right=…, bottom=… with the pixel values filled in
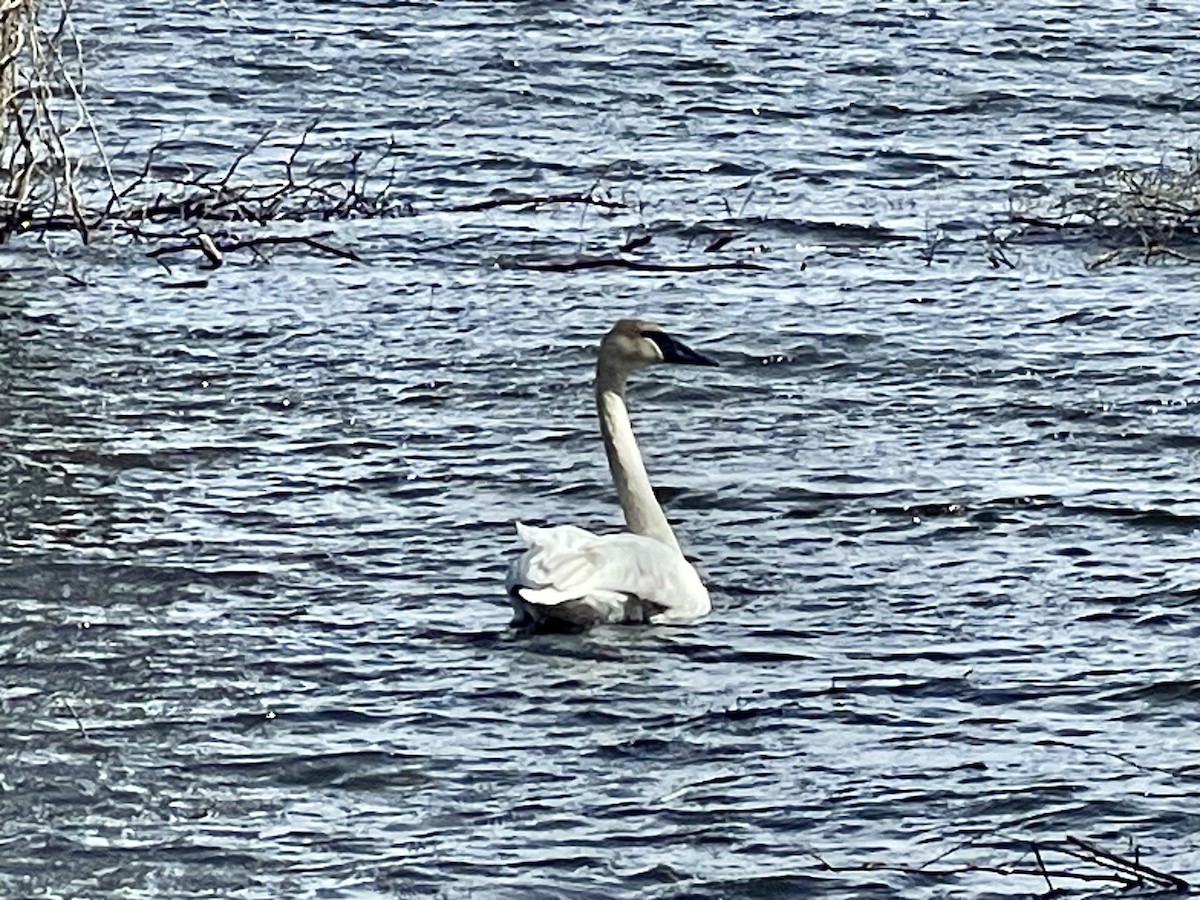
left=448, top=192, right=626, bottom=212
left=62, top=698, right=88, bottom=740
left=1032, top=842, right=1053, bottom=894
left=802, top=834, right=1189, bottom=893
left=1062, top=835, right=1190, bottom=892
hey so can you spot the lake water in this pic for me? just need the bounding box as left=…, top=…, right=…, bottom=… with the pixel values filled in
left=3, top=2, right=1200, bottom=897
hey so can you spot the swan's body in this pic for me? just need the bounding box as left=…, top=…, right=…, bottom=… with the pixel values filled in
left=507, top=319, right=717, bottom=631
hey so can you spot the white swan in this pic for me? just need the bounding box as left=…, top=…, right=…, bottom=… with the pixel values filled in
left=507, top=318, right=718, bottom=631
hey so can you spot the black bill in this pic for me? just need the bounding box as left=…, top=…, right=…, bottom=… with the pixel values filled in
left=643, top=330, right=719, bottom=367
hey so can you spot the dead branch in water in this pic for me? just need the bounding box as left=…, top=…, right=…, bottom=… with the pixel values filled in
left=1010, top=149, right=1200, bottom=267
left=808, top=834, right=1190, bottom=894
left=8, top=114, right=771, bottom=273
left=147, top=231, right=363, bottom=265
left=104, top=125, right=416, bottom=227
left=1061, top=835, right=1190, bottom=892
left=7, top=120, right=415, bottom=265
left=448, top=191, right=626, bottom=213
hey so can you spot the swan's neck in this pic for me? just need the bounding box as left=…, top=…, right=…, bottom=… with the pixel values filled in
left=595, top=367, right=682, bottom=553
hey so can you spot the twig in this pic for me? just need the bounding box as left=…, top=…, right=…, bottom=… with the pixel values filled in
left=810, top=858, right=1141, bottom=886
left=62, top=698, right=88, bottom=740
left=618, top=233, right=652, bottom=253
left=1063, top=835, right=1190, bottom=891
left=1084, top=247, right=1125, bottom=269
left=736, top=182, right=757, bottom=218
left=215, top=129, right=272, bottom=194
left=149, top=232, right=361, bottom=262
left=1035, top=737, right=1188, bottom=778
left=805, top=835, right=1189, bottom=893
left=918, top=832, right=989, bottom=869
left=705, top=233, right=737, bottom=252
left=1153, top=244, right=1200, bottom=264
left=1032, top=842, right=1054, bottom=894
left=222, top=233, right=361, bottom=261
left=919, top=213, right=945, bottom=267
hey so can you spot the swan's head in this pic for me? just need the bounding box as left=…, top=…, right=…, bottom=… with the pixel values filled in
left=600, top=319, right=718, bottom=373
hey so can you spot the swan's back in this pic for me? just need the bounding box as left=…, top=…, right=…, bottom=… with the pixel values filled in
left=507, top=522, right=710, bottom=631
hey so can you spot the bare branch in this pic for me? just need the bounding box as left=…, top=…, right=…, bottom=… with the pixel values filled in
left=1010, top=149, right=1200, bottom=266
left=1063, top=835, right=1190, bottom=891
left=221, top=233, right=361, bottom=262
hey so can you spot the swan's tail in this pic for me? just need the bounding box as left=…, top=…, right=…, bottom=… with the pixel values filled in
left=506, top=521, right=705, bottom=628
left=508, top=521, right=598, bottom=606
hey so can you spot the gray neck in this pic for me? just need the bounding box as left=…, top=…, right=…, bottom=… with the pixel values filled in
left=595, top=364, right=682, bottom=553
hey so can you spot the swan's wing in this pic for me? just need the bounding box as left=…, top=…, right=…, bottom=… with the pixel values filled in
left=508, top=522, right=710, bottom=625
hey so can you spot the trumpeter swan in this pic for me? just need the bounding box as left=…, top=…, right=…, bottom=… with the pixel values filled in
left=507, top=318, right=718, bottom=631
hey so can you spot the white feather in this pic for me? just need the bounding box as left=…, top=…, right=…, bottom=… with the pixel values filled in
left=507, top=522, right=710, bottom=628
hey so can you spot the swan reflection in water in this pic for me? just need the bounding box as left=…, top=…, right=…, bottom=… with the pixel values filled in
left=507, top=319, right=718, bottom=632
